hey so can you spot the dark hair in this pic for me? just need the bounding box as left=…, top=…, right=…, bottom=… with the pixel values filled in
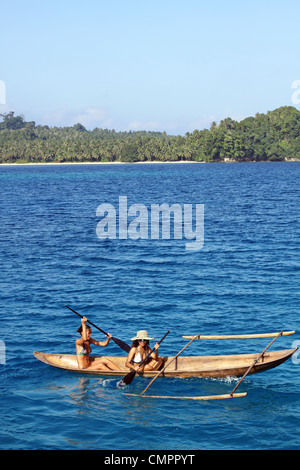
left=131, top=339, right=149, bottom=348
left=77, top=325, right=91, bottom=334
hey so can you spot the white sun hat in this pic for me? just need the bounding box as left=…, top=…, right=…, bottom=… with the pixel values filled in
left=130, top=330, right=154, bottom=341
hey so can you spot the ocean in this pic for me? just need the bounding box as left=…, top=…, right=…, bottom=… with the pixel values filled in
left=0, top=162, right=299, bottom=451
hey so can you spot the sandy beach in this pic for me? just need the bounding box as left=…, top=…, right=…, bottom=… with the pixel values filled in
left=0, top=160, right=205, bottom=166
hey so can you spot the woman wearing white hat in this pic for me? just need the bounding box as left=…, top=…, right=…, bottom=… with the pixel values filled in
left=125, top=330, right=164, bottom=372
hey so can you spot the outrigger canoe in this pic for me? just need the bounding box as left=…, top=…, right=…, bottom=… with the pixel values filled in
left=33, top=348, right=297, bottom=379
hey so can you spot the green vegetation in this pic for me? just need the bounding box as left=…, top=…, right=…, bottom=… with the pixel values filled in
left=0, top=106, right=299, bottom=163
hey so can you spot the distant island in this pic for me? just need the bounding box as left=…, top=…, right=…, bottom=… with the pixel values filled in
left=0, top=106, right=299, bottom=164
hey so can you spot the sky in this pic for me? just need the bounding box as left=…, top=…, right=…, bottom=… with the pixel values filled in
left=1, top=0, right=300, bottom=134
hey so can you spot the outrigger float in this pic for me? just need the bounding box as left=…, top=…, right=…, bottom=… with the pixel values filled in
left=34, top=330, right=297, bottom=401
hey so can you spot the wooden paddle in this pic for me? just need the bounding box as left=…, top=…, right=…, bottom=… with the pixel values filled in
left=117, top=330, right=171, bottom=388
left=65, top=305, right=131, bottom=353
left=138, top=334, right=199, bottom=396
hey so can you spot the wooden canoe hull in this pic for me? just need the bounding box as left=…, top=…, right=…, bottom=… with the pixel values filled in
left=33, top=348, right=297, bottom=378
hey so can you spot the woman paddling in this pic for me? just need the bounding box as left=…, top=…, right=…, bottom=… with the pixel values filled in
left=76, top=316, right=120, bottom=371
left=125, top=330, right=164, bottom=371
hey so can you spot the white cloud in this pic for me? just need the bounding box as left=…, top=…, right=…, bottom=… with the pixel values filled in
left=71, top=108, right=111, bottom=129
left=0, top=104, right=11, bottom=114
left=42, top=109, right=68, bottom=126
left=41, top=107, right=114, bottom=129
left=188, top=115, right=217, bottom=132
left=126, top=120, right=161, bottom=131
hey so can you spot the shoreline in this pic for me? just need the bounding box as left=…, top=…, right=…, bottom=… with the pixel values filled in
left=0, top=160, right=205, bottom=166
left=0, top=159, right=299, bottom=166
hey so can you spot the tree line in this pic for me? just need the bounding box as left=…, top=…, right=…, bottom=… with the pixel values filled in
left=0, top=106, right=299, bottom=164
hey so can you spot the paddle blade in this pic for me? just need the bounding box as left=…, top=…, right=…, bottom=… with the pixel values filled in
left=116, top=370, right=136, bottom=388
left=112, top=337, right=131, bottom=353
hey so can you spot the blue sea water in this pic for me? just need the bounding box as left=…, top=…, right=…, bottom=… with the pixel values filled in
left=0, top=161, right=299, bottom=451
